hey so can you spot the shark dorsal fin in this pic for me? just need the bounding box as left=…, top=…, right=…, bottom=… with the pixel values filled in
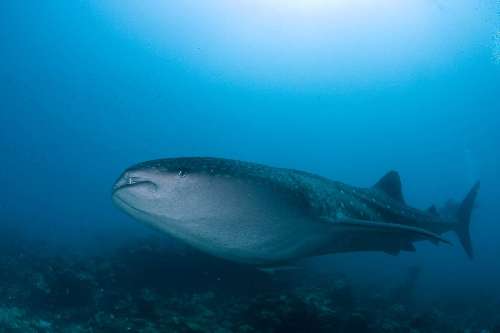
left=427, top=205, right=439, bottom=216
left=373, top=171, right=405, bottom=204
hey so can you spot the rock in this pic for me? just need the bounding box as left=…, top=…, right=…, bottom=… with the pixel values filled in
left=329, top=279, right=354, bottom=309
left=240, top=293, right=324, bottom=333
left=411, top=311, right=438, bottom=331
left=0, top=307, right=37, bottom=333
left=344, top=312, right=368, bottom=333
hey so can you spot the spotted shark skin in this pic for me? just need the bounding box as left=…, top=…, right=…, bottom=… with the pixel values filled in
left=113, top=157, right=479, bottom=265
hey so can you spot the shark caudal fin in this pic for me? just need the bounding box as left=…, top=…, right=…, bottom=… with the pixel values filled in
left=454, top=181, right=480, bottom=259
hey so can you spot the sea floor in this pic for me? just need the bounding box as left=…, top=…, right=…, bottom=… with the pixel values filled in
left=1, top=234, right=499, bottom=333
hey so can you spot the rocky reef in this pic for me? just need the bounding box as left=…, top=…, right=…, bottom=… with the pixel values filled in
left=1, top=233, right=499, bottom=333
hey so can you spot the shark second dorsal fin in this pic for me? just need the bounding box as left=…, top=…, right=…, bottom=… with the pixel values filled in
left=373, top=171, right=405, bottom=204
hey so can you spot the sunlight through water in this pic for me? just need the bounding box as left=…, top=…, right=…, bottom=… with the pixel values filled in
left=93, top=0, right=496, bottom=89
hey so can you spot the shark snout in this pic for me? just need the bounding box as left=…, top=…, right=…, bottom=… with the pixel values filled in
left=112, top=171, right=158, bottom=196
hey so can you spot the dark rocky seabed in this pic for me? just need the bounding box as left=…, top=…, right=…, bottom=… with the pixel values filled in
left=1, top=228, right=499, bottom=333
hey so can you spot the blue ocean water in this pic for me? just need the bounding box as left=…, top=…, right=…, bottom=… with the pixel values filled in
left=1, top=1, right=499, bottom=331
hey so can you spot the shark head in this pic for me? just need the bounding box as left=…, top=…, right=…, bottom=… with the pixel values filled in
left=112, top=157, right=281, bottom=239
left=112, top=158, right=224, bottom=227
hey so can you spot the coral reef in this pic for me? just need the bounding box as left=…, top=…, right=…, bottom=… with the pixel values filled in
left=1, top=236, right=499, bottom=332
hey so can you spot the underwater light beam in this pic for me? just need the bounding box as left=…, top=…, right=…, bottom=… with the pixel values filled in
left=93, top=0, right=495, bottom=88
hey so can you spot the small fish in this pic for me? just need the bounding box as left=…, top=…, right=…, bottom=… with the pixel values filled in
left=112, top=157, right=479, bottom=266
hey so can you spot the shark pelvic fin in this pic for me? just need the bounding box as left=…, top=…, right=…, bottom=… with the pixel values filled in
left=373, top=171, right=405, bottom=204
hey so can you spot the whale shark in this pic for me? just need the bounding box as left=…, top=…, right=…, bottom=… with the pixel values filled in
left=112, top=157, right=479, bottom=266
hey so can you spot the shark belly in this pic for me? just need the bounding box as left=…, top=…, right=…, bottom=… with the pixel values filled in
left=142, top=176, right=331, bottom=265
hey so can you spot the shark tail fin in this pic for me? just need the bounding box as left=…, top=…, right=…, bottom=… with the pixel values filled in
left=454, top=181, right=480, bottom=260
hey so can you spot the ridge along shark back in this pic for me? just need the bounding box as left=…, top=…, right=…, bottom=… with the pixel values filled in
left=112, top=157, right=479, bottom=267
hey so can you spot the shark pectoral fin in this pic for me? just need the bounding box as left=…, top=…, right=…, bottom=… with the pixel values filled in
left=333, top=219, right=451, bottom=245
left=323, top=218, right=451, bottom=255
